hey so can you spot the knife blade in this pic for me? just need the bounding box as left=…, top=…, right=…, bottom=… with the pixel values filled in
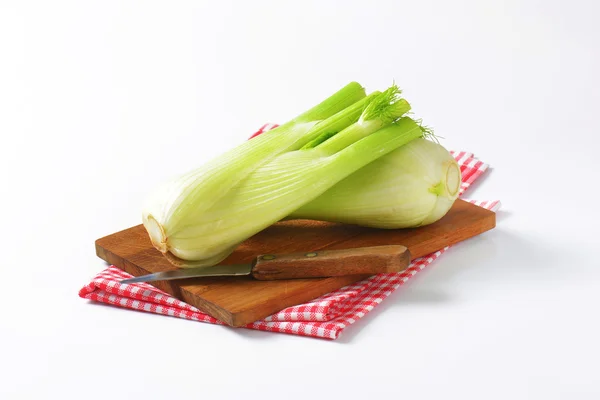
left=120, top=245, right=411, bottom=284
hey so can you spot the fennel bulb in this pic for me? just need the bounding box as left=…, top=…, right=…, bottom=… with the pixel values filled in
left=142, top=84, right=421, bottom=268
left=289, top=138, right=462, bottom=228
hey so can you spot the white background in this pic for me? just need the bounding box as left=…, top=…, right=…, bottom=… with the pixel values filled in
left=1, top=1, right=599, bottom=399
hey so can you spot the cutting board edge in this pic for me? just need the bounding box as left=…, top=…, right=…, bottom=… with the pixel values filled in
left=227, top=274, right=372, bottom=327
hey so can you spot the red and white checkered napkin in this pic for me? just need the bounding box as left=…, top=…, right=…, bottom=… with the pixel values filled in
left=79, top=124, right=500, bottom=340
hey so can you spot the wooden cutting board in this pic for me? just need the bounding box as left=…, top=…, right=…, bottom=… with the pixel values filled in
left=95, top=199, right=495, bottom=326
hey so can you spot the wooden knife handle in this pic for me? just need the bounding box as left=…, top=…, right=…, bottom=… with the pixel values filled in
left=250, top=245, right=411, bottom=281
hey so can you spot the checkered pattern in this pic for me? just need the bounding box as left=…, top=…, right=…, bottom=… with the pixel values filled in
left=79, top=123, right=500, bottom=340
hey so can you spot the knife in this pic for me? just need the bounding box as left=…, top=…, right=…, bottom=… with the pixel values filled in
left=119, top=245, right=411, bottom=284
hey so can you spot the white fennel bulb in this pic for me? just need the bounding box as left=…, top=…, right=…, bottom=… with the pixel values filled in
left=289, top=138, right=461, bottom=228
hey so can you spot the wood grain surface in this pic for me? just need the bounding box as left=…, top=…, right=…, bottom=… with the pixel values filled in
left=95, top=199, right=496, bottom=326
left=250, top=245, right=410, bottom=280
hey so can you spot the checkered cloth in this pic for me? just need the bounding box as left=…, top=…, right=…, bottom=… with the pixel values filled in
left=79, top=123, right=500, bottom=340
